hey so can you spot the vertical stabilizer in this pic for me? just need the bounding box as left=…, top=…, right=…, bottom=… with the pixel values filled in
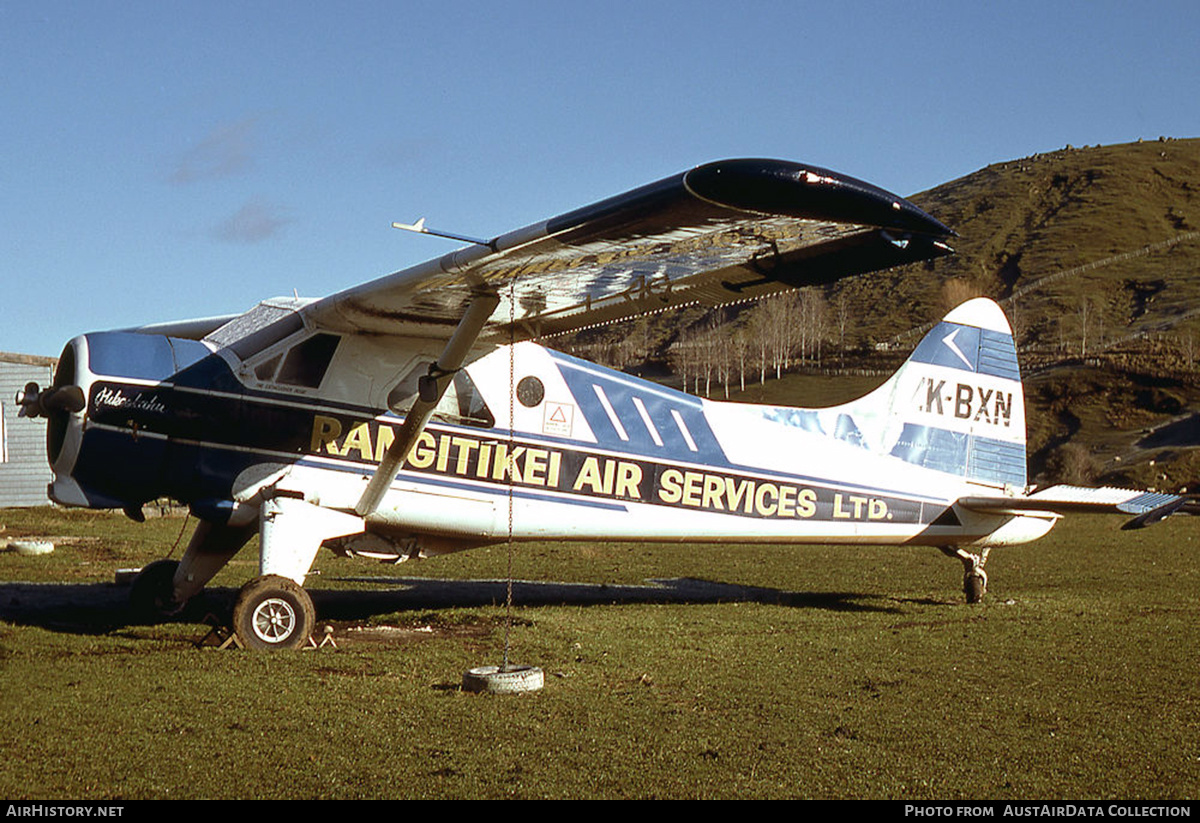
left=897, top=298, right=1025, bottom=487
left=803, top=298, right=1026, bottom=489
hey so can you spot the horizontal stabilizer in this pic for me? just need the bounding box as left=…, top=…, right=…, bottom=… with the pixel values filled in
left=957, top=485, right=1198, bottom=529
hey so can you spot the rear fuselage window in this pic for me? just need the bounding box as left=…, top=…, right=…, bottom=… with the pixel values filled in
left=387, top=363, right=494, bottom=428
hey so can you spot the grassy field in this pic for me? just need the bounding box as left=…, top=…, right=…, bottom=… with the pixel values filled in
left=0, top=507, right=1197, bottom=799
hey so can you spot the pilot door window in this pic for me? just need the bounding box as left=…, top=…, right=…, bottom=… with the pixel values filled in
left=387, top=363, right=495, bottom=428
left=253, top=333, right=341, bottom=390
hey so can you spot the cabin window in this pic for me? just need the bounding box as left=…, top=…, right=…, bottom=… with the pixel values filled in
left=251, top=332, right=341, bottom=389
left=254, top=354, right=282, bottom=381
left=517, top=376, right=545, bottom=408
left=276, top=333, right=340, bottom=388
left=387, top=363, right=494, bottom=428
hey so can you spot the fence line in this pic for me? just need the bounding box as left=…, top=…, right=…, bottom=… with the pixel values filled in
left=887, top=230, right=1200, bottom=347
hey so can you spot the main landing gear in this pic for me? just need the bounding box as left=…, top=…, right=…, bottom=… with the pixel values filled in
left=127, top=509, right=326, bottom=649
left=130, top=565, right=316, bottom=649
left=940, top=546, right=991, bottom=603
left=231, top=575, right=316, bottom=651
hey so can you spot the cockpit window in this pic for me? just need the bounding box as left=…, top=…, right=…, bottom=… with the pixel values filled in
left=254, top=354, right=283, bottom=381
left=252, top=332, right=340, bottom=389
left=276, top=333, right=340, bottom=388
left=387, top=363, right=494, bottom=428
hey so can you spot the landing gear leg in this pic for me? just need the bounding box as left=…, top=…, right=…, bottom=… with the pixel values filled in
left=940, top=546, right=991, bottom=604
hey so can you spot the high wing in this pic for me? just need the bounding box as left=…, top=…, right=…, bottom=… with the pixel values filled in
left=959, top=486, right=1200, bottom=530
left=301, top=158, right=955, bottom=343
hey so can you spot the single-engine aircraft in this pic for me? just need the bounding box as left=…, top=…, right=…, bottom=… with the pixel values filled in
left=17, top=159, right=1195, bottom=649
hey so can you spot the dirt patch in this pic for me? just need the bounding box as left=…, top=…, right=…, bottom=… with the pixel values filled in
left=333, top=622, right=491, bottom=647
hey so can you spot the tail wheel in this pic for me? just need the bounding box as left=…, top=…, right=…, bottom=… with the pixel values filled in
left=939, top=546, right=991, bottom=604
left=233, top=575, right=315, bottom=651
left=964, top=570, right=988, bottom=604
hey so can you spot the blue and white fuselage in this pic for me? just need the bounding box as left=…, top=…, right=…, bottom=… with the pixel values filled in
left=45, top=298, right=1052, bottom=567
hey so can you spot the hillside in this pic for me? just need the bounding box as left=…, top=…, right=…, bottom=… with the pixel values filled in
left=894, top=137, right=1200, bottom=489
left=560, top=138, right=1200, bottom=490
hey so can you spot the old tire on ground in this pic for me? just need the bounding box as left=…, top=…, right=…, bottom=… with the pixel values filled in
left=462, top=665, right=544, bottom=694
left=233, top=575, right=315, bottom=651
left=129, top=559, right=184, bottom=622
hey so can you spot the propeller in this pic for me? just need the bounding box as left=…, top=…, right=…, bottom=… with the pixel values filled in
left=15, top=382, right=85, bottom=419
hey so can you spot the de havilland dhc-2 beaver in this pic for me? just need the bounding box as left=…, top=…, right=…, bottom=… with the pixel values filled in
left=17, top=159, right=1196, bottom=649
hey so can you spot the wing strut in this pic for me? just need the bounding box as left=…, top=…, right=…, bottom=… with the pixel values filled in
left=353, top=290, right=501, bottom=517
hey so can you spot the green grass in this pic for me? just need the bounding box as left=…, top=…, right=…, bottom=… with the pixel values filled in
left=1, top=508, right=1198, bottom=799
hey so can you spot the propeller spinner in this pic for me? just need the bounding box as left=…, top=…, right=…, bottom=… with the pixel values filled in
left=16, top=382, right=85, bottom=419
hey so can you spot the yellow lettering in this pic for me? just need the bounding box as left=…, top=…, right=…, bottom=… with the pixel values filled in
left=833, top=493, right=851, bottom=519
left=374, top=424, right=395, bottom=463
left=574, top=457, right=605, bottom=494
left=615, top=462, right=642, bottom=499
left=869, top=499, right=888, bottom=520
left=524, top=448, right=548, bottom=486
left=491, top=444, right=509, bottom=481
left=340, top=423, right=373, bottom=461
left=725, top=477, right=752, bottom=513
left=702, top=474, right=725, bottom=510
left=476, top=443, right=493, bottom=478
left=659, top=468, right=683, bottom=504
left=409, top=431, right=437, bottom=469
left=311, top=415, right=342, bottom=455
left=796, top=488, right=817, bottom=518
left=547, top=451, right=562, bottom=487
left=451, top=437, right=477, bottom=475
left=436, top=435, right=451, bottom=473
left=505, top=446, right=525, bottom=484
left=682, top=471, right=704, bottom=507
left=777, top=485, right=796, bottom=518
left=755, top=483, right=778, bottom=517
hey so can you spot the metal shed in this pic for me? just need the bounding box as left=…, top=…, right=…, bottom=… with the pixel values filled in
left=0, top=352, right=56, bottom=507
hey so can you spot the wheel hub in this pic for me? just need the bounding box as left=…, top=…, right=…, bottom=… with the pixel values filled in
left=251, top=597, right=297, bottom=643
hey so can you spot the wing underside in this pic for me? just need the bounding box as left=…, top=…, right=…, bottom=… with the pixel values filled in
left=302, top=159, right=955, bottom=342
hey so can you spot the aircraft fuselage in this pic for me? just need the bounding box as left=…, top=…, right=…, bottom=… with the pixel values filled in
left=42, top=325, right=1054, bottom=557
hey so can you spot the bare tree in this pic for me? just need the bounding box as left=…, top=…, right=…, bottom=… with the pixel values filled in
left=835, top=290, right=851, bottom=366
left=941, top=277, right=982, bottom=313
left=1078, top=297, right=1091, bottom=357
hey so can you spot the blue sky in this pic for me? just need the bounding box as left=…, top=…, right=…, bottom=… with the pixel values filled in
left=4, top=0, right=1198, bottom=356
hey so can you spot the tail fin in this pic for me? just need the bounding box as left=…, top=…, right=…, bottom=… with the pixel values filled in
left=821, top=298, right=1027, bottom=489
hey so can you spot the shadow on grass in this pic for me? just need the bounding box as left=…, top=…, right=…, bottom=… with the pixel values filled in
left=0, top=576, right=900, bottom=636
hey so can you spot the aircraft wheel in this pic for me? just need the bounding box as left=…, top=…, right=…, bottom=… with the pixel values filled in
left=964, top=571, right=987, bottom=604
left=129, top=559, right=184, bottom=622
left=233, top=575, right=315, bottom=651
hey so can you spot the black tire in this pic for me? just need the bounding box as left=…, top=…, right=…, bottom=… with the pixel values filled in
left=964, top=572, right=986, bottom=604
left=129, top=559, right=184, bottom=623
left=232, top=575, right=315, bottom=651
